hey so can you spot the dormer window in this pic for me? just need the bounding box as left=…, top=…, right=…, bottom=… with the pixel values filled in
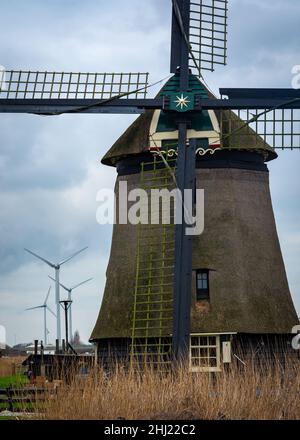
left=196, top=269, right=209, bottom=301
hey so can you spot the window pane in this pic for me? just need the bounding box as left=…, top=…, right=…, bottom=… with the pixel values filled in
left=196, top=270, right=209, bottom=301
left=190, top=336, right=220, bottom=372
left=191, top=337, right=198, bottom=346
left=201, top=358, right=209, bottom=367
left=210, top=358, right=217, bottom=367
left=210, top=348, right=217, bottom=357
left=200, top=348, right=208, bottom=358
left=191, top=337, right=197, bottom=347
left=200, top=337, right=207, bottom=346
left=197, top=279, right=208, bottom=290
left=192, top=358, right=200, bottom=367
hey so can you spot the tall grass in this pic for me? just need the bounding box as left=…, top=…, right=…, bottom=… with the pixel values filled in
left=40, top=356, right=300, bottom=420
left=0, top=357, right=26, bottom=377
left=0, top=358, right=13, bottom=377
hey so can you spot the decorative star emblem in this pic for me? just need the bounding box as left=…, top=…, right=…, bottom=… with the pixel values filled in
left=174, top=94, right=191, bottom=110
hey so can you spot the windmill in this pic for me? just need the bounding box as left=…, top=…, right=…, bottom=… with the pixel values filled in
left=24, top=247, right=88, bottom=345
left=1, top=0, right=299, bottom=369
left=48, top=276, right=93, bottom=342
left=25, top=286, right=56, bottom=345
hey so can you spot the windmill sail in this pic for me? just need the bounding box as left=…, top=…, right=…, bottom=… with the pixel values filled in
left=0, top=70, right=149, bottom=100
left=189, top=0, right=228, bottom=72
left=219, top=108, right=300, bottom=151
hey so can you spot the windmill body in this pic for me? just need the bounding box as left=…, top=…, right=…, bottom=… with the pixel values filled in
left=90, top=74, right=298, bottom=370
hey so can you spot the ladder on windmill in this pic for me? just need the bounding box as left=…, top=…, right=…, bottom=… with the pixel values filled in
left=130, top=153, right=177, bottom=368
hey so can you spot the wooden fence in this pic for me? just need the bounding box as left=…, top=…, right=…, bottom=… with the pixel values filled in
left=0, top=387, right=57, bottom=412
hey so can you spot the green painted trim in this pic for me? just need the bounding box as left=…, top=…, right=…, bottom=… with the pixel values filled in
left=157, top=73, right=213, bottom=131
left=168, top=92, right=195, bottom=112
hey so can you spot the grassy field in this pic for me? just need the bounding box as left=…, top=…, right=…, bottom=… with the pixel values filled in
left=0, top=415, right=18, bottom=420
left=0, top=374, right=30, bottom=416
left=0, top=356, right=28, bottom=388
left=37, top=357, right=300, bottom=420
left=0, top=359, right=29, bottom=416
left=0, top=375, right=28, bottom=388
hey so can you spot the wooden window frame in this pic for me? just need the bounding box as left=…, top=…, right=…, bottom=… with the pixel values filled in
left=189, top=334, right=221, bottom=373
left=196, top=269, right=210, bottom=301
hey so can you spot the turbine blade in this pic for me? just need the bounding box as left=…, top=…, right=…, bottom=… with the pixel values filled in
left=25, top=305, right=43, bottom=311
left=59, top=246, right=88, bottom=266
left=47, top=306, right=57, bottom=318
left=44, top=286, right=51, bottom=305
left=24, top=248, right=55, bottom=268
left=59, top=282, right=70, bottom=292
left=48, top=275, right=69, bottom=292
left=72, top=277, right=93, bottom=291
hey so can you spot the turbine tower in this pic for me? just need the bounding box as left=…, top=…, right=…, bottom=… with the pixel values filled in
left=24, top=247, right=88, bottom=344
left=25, top=286, right=56, bottom=345
left=49, top=276, right=93, bottom=341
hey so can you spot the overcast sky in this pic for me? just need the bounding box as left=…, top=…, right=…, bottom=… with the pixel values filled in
left=0, top=0, right=299, bottom=346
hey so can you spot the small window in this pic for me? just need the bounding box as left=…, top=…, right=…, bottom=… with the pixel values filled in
left=196, top=270, right=209, bottom=301
left=189, top=335, right=221, bottom=372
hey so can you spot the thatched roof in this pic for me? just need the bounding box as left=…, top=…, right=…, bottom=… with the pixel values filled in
left=102, top=74, right=277, bottom=167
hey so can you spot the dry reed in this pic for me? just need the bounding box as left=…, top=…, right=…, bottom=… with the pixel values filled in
left=0, top=356, right=26, bottom=378
left=0, top=357, right=21, bottom=377
left=0, top=358, right=13, bottom=377
left=39, top=356, right=300, bottom=420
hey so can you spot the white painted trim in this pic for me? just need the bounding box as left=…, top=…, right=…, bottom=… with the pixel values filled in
left=189, top=334, right=223, bottom=373
left=149, top=109, right=221, bottom=148
left=190, top=332, right=237, bottom=336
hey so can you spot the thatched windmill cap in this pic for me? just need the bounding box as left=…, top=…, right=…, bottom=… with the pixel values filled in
left=101, top=74, right=277, bottom=167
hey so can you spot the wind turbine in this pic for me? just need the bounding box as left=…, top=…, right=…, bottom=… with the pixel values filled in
left=48, top=276, right=93, bottom=341
left=24, top=246, right=88, bottom=345
left=25, top=286, right=56, bottom=345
